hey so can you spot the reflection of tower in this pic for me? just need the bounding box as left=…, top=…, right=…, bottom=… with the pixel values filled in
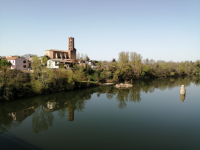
left=68, top=108, right=74, bottom=121
left=68, top=37, right=76, bottom=59
left=180, top=94, right=186, bottom=102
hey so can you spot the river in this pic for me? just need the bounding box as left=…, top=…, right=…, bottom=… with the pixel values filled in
left=0, top=77, right=199, bottom=150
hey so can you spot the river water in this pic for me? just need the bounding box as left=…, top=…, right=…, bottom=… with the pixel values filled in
left=0, top=77, right=200, bottom=150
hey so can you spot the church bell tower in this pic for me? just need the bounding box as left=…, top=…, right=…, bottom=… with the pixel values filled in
left=68, top=37, right=76, bottom=59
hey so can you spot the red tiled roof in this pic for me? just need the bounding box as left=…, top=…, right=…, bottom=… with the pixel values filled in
left=6, top=57, right=19, bottom=60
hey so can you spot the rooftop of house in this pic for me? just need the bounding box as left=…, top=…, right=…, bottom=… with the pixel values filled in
left=6, top=57, right=19, bottom=60
left=45, top=49, right=68, bottom=52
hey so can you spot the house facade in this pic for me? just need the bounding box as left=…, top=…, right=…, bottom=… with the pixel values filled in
left=6, top=57, right=30, bottom=70
left=47, top=59, right=60, bottom=69
left=47, top=59, right=76, bottom=69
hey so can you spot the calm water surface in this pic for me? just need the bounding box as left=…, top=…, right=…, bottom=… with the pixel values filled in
left=0, top=77, right=200, bottom=150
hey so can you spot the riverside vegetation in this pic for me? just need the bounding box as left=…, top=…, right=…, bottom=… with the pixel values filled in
left=0, top=76, right=199, bottom=134
left=0, top=51, right=200, bottom=100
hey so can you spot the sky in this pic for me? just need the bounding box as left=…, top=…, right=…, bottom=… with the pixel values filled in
left=0, top=0, right=199, bottom=62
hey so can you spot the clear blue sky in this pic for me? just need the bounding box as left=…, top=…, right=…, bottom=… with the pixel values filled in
left=0, top=0, right=199, bottom=62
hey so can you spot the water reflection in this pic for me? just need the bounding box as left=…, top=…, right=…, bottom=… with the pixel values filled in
left=180, top=94, right=186, bottom=102
left=9, top=107, right=35, bottom=122
left=0, top=76, right=199, bottom=133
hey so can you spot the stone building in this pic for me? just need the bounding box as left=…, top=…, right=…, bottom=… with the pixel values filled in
left=44, top=37, right=76, bottom=60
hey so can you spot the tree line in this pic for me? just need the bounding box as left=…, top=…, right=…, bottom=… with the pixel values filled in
left=0, top=52, right=199, bottom=100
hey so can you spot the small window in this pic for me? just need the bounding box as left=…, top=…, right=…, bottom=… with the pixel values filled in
left=23, top=65, right=26, bottom=68
left=23, top=60, right=26, bottom=63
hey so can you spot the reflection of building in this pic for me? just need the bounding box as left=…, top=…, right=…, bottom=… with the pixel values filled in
left=47, top=101, right=59, bottom=110
left=45, top=101, right=60, bottom=111
left=45, top=37, right=76, bottom=60
left=67, top=108, right=74, bottom=121
left=180, top=94, right=186, bottom=102
left=45, top=101, right=76, bottom=121
left=9, top=107, right=35, bottom=122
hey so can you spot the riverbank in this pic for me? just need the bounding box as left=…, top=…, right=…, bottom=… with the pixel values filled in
left=0, top=81, right=99, bottom=101
left=0, top=75, right=199, bottom=101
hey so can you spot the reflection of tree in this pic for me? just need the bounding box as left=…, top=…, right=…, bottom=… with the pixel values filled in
left=106, top=93, right=114, bottom=99
left=0, top=113, right=13, bottom=128
left=129, top=87, right=141, bottom=103
left=97, top=93, right=100, bottom=97
left=116, top=89, right=129, bottom=109
left=32, top=106, right=54, bottom=133
left=148, top=87, right=155, bottom=93
left=58, top=108, right=67, bottom=118
left=0, top=76, right=199, bottom=133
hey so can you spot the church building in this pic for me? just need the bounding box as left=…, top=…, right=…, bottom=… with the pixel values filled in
left=45, top=37, right=76, bottom=60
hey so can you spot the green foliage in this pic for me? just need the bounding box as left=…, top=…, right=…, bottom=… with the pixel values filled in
left=160, top=63, right=168, bottom=70
left=141, top=65, right=150, bottom=76
left=42, top=56, right=48, bottom=65
left=73, top=65, right=85, bottom=83
left=59, top=63, right=64, bottom=68
left=179, top=65, right=185, bottom=74
left=31, top=80, right=43, bottom=94
left=85, top=55, right=90, bottom=61
left=118, top=51, right=129, bottom=64
left=170, top=72, right=175, bottom=76
left=0, top=59, right=12, bottom=67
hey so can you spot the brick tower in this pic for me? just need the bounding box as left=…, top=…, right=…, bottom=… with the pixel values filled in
left=68, top=37, right=76, bottom=59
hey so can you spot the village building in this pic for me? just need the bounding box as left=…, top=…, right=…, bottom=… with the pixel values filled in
left=45, top=37, right=76, bottom=60
left=6, top=56, right=30, bottom=70
left=47, top=59, right=76, bottom=69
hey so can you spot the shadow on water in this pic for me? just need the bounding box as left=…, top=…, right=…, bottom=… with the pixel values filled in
left=0, top=132, right=42, bottom=150
left=0, top=76, right=199, bottom=134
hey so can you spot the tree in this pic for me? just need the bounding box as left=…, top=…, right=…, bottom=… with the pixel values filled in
left=0, top=59, right=12, bottom=67
left=85, top=55, right=90, bottom=61
left=0, top=59, right=12, bottom=85
left=141, top=65, right=150, bottom=76
left=118, top=51, right=129, bottom=64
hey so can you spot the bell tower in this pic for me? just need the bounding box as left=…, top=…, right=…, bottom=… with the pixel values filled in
left=68, top=37, right=76, bottom=59
left=68, top=37, right=74, bottom=50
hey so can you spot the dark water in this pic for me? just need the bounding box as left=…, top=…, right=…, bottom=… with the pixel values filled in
left=0, top=77, right=200, bottom=150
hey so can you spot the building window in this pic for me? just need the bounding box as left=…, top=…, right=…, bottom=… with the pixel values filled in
left=23, top=60, right=26, bottom=63
left=23, top=65, right=26, bottom=68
